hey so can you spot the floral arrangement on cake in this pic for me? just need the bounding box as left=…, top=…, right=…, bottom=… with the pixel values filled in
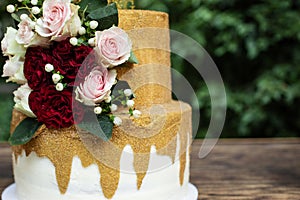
left=1, top=0, right=140, bottom=145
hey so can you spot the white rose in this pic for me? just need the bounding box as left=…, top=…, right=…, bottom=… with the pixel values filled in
left=16, top=18, right=35, bottom=45
left=1, top=27, right=26, bottom=57
left=61, top=4, right=81, bottom=39
left=13, top=84, right=36, bottom=118
left=2, top=55, right=27, bottom=84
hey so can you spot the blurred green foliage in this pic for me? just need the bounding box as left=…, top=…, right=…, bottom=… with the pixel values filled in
left=0, top=93, right=13, bottom=142
left=136, top=0, right=300, bottom=137
left=0, top=0, right=299, bottom=139
left=0, top=0, right=16, bottom=142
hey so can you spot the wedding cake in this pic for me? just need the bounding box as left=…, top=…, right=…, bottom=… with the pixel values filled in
left=2, top=1, right=194, bottom=200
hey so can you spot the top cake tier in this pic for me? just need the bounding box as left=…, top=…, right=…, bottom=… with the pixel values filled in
left=117, top=10, right=172, bottom=107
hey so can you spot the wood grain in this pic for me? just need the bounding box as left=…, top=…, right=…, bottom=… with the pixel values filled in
left=0, top=143, right=13, bottom=199
left=191, top=138, right=300, bottom=200
left=1, top=138, right=300, bottom=199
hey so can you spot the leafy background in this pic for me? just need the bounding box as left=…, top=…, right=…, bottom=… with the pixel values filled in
left=1, top=0, right=300, bottom=141
left=136, top=0, right=300, bottom=138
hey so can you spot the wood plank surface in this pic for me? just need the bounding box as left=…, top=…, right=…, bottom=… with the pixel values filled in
left=190, top=138, right=300, bottom=200
left=1, top=138, right=300, bottom=199
left=0, top=144, right=13, bottom=199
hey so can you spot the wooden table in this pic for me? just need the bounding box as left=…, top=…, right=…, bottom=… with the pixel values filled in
left=1, top=139, right=299, bottom=199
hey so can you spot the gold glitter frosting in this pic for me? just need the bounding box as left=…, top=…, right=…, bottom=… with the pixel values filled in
left=12, top=101, right=191, bottom=199
left=12, top=10, right=193, bottom=199
left=117, top=10, right=172, bottom=107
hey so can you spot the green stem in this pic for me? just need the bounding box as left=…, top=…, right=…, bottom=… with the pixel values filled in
left=81, top=5, right=88, bottom=25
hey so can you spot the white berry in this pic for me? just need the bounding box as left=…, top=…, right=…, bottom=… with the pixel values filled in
left=113, top=117, right=122, bottom=126
left=31, top=0, right=38, bottom=5
left=45, top=64, right=54, bottom=72
left=70, top=37, right=78, bottom=46
left=110, top=104, right=118, bottom=112
left=124, top=89, right=133, bottom=97
left=31, top=6, right=40, bottom=15
left=132, top=110, right=142, bottom=118
left=20, top=14, right=29, bottom=21
left=52, top=74, right=61, bottom=84
left=78, top=27, right=86, bottom=35
left=105, top=96, right=112, bottom=103
left=6, top=5, right=15, bottom=13
left=126, top=100, right=135, bottom=108
left=88, top=38, right=95, bottom=46
left=56, top=83, right=64, bottom=91
left=89, top=21, right=98, bottom=29
left=94, top=107, right=102, bottom=114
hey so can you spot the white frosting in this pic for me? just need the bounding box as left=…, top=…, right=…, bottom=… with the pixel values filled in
left=13, top=134, right=190, bottom=200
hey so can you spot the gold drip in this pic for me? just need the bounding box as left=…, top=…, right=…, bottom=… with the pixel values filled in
left=12, top=100, right=191, bottom=198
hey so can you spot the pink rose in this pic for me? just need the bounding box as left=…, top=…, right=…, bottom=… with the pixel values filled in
left=95, top=26, right=132, bottom=67
left=35, top=0, right=72, bottom=40
left=16, top=18, right=35, bottom=45
left=75, top=65, right=117, bottom=106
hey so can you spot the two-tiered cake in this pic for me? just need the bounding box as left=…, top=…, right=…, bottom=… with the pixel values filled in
left=2, top=1, right=197, bottom=200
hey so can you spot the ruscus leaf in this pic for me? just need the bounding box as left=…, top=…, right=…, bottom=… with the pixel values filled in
left=77, top=113, right=113, bottom=141
left=78, top=0, right=107, bottom=13
left=128, top=51, right=139, bottom=64
left=87, top=3, right=118, bottom=30
left=9, top=118, right=42, bottom=145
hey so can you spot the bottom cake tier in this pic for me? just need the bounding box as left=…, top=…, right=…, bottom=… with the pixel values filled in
left=11, top=101, right=192, bottom=200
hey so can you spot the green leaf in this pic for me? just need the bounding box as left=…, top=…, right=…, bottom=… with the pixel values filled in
left=11, top=13, right=21, bottom=23
left=78, top=114, right=113, bottom=141
left=87, top=3, right=118, bottom=30
left=9, top=118, right=42, bottom=145
left=129, top=108, right=133, bottom=116
left=128, top=51, right=139, bottom=64
left=97, top=115, right=113, bottom=140
left=78, top=0, right=107, bottom=13
left=0, top=93, right=14, bottom=142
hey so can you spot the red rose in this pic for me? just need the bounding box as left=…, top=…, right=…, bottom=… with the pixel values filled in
left=29, top=86, right=74, bottom=129
left=24, top=46, right=53, bottom=90
left=24, top=38, right=95, bottom=129
left=24, top=39, right=93, bottom=89
left=51, top=39, right=93, bottom=86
